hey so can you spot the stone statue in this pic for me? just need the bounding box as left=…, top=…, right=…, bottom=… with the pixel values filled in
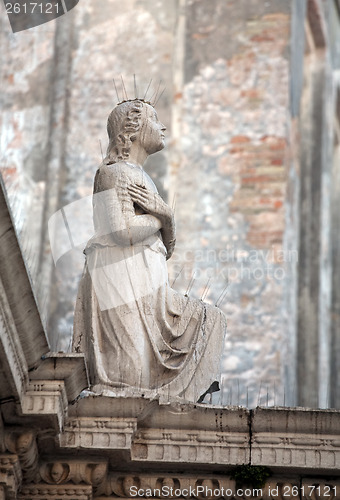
left=72, top=98, right=226, bottom=402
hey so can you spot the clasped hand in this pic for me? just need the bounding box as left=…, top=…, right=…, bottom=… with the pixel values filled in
left=127, top=183, right=173, bottom=224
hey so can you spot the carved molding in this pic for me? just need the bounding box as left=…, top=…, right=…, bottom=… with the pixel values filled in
left=251, top=408, right=340, bottom=470
left=60, top=417, right=137, bottom=450
left=252, top=432, right=340, bottom=469
left=131, top=428, right=249, bottom=464
left=39, top=461, right=107, bottom=486
left=58, top=404, right=340, bottom=471
left=98, top=474, right=237, bottom=498
left=60, top=414, right=249, bottom=465
left=18, top=484, right=92, bottom=499
left=0, top=454, right=22, bottom=499
left=17, top=460, right=107, bottom=500
left=29, top=353, right=89, bottom=403
left=4, top=432, right=39, bottom=482
left=21, top=381, right=68, bottom=431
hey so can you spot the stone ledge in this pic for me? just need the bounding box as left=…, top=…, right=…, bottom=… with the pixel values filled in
left=57, top=396, right=340, bottom=473
left=21, top=381, right=68, bottom=432
left=252, top=407, right=340, bottom=471
left=4, top=386, right=335, bottom=474
left=130, top=403, right=249, bottom=465
left=60, top=417, right=137, bottom=450
left=29, top=353, right=89, bottom=403
left=60, top=396, right=250, bottom=467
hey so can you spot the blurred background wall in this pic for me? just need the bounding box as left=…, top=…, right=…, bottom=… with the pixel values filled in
left=1, top=0, right=340, bottom=408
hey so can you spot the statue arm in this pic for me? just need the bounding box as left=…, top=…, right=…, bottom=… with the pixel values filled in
left=98, top=167, right=162, bottom=246
left=127, top=183, right=176, bottom=259
left=161, top=218, right=176, bottom=260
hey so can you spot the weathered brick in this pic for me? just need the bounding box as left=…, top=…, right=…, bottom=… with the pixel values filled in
left=230, top=135, right=251, bottom=144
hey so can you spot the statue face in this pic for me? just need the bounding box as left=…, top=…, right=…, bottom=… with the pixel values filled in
left=139, top=103, right=166, bottom=155
left=50, top=462, right=64, bottom=483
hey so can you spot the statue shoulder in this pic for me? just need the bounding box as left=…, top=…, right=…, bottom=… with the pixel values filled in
left=94, top=162, right=130, bottom=192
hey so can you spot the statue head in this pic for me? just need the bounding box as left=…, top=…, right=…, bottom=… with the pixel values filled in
left=106, top=99, right=165, bottom=164
left=50, top=462, right=65, bottom=483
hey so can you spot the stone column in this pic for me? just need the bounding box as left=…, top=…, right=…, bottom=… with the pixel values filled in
left=295, top=0, right=333, bottom=408
left=330, top=119, right=340, bottom=407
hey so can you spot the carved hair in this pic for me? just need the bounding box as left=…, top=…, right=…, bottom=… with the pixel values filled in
left=106, top=100, right=144, bottom=164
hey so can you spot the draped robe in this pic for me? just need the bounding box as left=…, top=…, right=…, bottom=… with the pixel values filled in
left=72, top=161, right=226, bottom=401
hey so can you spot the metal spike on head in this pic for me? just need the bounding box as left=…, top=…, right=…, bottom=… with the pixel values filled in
left=154, top=86, right=166, bottom=107
left=134, top=74, right=138, bottom=99
left=112, top=78, right=120, bottom=103
left=112, top=76, right=166, bottom=107
left=99, top=139, right=104, bottom=161
left=143, top=78, right=153, bottom=101
left=121, top=75, right=129, bottom=100
left=151, top=79, right=162, bottom=106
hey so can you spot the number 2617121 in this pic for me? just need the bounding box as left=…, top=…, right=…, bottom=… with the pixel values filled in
left=283, top=485, right=336, bottom=497
left=5, top=3, right=61, bottom=15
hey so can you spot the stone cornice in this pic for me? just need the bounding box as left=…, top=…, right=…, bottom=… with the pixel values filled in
left=0, top=179, right=49, bottom=372
left=252, top=407, right=340, bottom=471
left=29, top=353, right=89, bottom=404
left=130, top=403, right=250, bottom=466
left=0, top=273, right=28, bottom=401
left=60, top=417, right=137, bottom=451
left=21, top=381, right=68, bottom=432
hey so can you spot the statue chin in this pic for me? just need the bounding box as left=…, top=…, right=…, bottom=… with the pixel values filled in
left=72, top=99, right=227, bottom=403
left=144, top=137, right=165, bottom=155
